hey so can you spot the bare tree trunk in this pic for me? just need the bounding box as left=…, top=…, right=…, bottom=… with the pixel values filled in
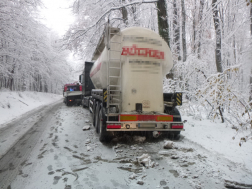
left=173, top=0, right=181, bottom=60
left=192, top=0, right=196, bottom=53
left=129, top=0, right=137, bottom=23
left=197, top=0, right=205, bottom=59
left=181, top=0, right=187, bottom=62
left=212, top=0, right=223, bottom=73
left=157, top=0, right=170, bottom=48
left=212, top=0, right=224, bottom=122
left=250, top=3, right=252, bottom=101
left=251, top=3, right=252, bottom=35
left=121, top=0, right=128, bottom=25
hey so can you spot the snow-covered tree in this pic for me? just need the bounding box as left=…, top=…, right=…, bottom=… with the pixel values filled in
left=0, top=0, right=72, bottom=93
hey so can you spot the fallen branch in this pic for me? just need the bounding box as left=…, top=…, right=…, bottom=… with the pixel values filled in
left=224, top=180, right=252, bottom=189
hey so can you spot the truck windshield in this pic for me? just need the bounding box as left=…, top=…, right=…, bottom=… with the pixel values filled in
left=67, top=86, right=80, bottom=91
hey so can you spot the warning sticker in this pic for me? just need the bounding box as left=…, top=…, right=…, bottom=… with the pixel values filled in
left=142, top=100, right=150, bottom=108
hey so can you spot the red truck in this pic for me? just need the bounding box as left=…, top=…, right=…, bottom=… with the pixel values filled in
left=63, top=82, right=82, bottom=106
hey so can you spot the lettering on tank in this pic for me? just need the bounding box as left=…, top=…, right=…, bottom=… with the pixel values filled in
left=121, top=44, right=164, bottom=60
left=129, top=60, right=161, bottom=66
left=123, top=35, right=162, bottom=46
left=129, top=59, right=161, bottom=74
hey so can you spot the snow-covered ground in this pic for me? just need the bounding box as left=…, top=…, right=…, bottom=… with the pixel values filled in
left=0, top=88, right=63, bottom=127
left=182, top=115, right=252, bottom=173
left=0, top=90, right=251, bottom=180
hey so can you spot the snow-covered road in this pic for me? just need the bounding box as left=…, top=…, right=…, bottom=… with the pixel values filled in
left=1, top=103, right=252, bottom=189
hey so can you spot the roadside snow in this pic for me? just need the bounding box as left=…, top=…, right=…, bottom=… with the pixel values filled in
left=183, top=115, right=252, bottom=172
left=0, top=89, right=62, bottom=127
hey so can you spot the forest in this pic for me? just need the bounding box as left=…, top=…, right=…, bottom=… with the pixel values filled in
left=0, top=0, right=251, bottom=143
left=0, top=0, right=72, bottom=93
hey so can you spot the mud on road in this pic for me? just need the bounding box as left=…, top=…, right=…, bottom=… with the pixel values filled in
left=0, top=104, right=251, bottom=189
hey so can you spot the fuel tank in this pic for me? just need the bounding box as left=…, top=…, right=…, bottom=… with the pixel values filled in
left=90, top=27, right=173, bottom=113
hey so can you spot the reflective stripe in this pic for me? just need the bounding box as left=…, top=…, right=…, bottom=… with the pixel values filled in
left=156, top=115, right=173, bottom=122
left=120, top=115, right=137, bottom=121
left=120, top=114, right=173, bottom=122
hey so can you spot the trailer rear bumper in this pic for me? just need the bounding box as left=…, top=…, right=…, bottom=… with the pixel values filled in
left=106, top=121, right=185, bottom=132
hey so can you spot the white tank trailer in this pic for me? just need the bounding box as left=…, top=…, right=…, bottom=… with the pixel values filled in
left=80, top=26, right=184, bottom=142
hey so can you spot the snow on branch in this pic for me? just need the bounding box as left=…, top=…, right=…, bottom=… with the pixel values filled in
left=65, top=0, right=158, bottom=46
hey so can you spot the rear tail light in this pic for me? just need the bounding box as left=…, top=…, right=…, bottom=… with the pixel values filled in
left=171, top=124, right=183, bottom=129
left=107, top=125, right=121, bottom=129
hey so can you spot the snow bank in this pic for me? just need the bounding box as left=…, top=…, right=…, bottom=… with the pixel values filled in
left=0, top=89, right=62, bottom=127
left=183, top=115, right=252, bottom=172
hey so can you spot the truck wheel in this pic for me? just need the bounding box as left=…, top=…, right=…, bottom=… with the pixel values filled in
left=95, top=102, right=100, bottom=133
left=89, top=99, right=92, bottom=113
left=66, top=97, right=69, bottom=106
left=92, top=100, right=96, bottom=126
left=98, top=107, right=112, bottom=142
left=170, top=107, right=181, bottom=140
left=82, top=98, right=86, bottom=108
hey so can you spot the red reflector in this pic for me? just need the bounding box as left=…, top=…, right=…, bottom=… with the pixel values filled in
left=171, top=125, right=183, bottom=129
left=107, top=125, right=121, bottom=129
left=69, top=100, right=72, bottom=101
left=138, top=115, right=156, bottom=121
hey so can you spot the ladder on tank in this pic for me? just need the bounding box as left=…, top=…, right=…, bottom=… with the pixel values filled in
left=106, top=26, right=122, bottom=121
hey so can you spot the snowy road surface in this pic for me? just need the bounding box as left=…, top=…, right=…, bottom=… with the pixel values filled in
left=0, top=103, right=252, bottom=189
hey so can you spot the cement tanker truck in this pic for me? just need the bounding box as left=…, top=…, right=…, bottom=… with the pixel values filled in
left=80, top=25, right=184, bottom=142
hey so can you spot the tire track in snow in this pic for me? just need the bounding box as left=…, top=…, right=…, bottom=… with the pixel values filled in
left=0, top=102, right=62, bottom=189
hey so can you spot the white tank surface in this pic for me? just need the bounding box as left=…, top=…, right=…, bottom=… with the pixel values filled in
left=90, top=27, right=173, bottom=113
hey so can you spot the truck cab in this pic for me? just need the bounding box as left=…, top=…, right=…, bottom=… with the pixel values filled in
left=63, top=82, right=82, bottom=106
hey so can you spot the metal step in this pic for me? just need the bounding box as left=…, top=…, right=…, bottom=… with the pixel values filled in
left=110, top=41, right=121, bottom=44
left=109, top=90, right=121, bottom=92
left=109, top=103, right=120, bottom=105
left=109, top=94, right=120, bottom=97
left=109, top=76, right=121, bottom=78
left=109, top=58, right=121, bottom=61
left=106, top=113, right=120, bottom=116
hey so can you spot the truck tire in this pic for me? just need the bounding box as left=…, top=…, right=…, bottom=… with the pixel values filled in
left=89, top=99, right=92, bottom=113
left=82, top=97, right=87, bottom=108
left=95, top=102, right=100, bottom=133
left=92, top=100, right=96, bottom=126
left=66, top=97, right=69, bottom=106
left=170, top=107, right=181, bottom=140
left=98, top=107, right=112, bottom=142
